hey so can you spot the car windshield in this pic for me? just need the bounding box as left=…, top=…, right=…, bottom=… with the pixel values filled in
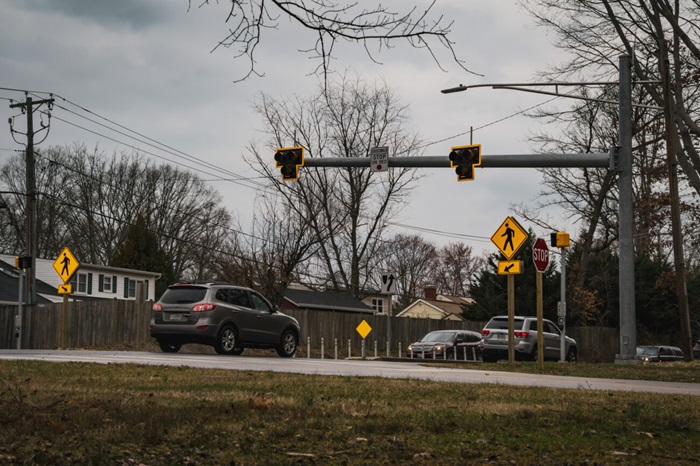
left=485, top=318, right=525, bottom=331
left=637, top=346, right=659, bottom=356
left=160, top=286, right=208, bottom=304
left=421, top=332, right=456, bottom=343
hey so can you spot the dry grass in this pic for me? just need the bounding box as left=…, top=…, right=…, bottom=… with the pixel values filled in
left=1, top=360, right=699, bottom=465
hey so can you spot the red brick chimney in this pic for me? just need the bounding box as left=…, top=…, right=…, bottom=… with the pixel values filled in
left=424, top=285, right=437, bottom=300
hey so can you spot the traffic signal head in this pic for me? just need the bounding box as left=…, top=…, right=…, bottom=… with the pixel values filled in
left=448, top=144, right=481, bottom=181
left=550, top=231, right=570, bottom=248
left=274, top=146, right=304, bottom=181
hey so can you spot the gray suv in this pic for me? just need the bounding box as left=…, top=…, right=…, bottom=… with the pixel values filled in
left=150, top=283, right=300, bottom=357
left=480, top=316, right=577, bottom=363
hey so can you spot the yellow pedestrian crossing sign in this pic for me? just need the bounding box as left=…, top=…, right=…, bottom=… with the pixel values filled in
left=491, top=216, right=528, bottom=260
left=52, top=247, right=80, bottom=283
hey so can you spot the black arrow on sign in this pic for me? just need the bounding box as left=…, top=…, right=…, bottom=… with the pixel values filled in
left=382, top=274, right=395, bottom=293
left=504, top=264, right=514, bottom=272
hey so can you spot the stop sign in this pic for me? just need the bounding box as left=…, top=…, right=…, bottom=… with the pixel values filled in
left=533, top=238, right=550, bottom=272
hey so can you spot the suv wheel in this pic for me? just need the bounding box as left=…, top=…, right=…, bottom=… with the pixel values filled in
left=159, top=341, right=182, bottom=353
left=276, top=329, right=298, bottom=358
left=566, top=347, right=577, bottom=363
left=215, top=325, right=238, bottom=355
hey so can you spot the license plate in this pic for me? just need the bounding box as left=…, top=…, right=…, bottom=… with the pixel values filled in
left=495, top=333, right=506, bottom=340
left=168, top=313, right=186, bottom=321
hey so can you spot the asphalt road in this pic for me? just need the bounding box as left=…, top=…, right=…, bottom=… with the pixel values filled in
left=1, top=349, right=699, bottom=396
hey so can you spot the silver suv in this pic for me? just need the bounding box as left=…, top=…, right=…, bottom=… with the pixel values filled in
left=480, top=316, right=577, bottom=363
left=150, top=283, right=300, bottom=357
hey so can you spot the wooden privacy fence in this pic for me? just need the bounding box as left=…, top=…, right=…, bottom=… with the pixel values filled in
left=0, top=302, right=619, bottom=362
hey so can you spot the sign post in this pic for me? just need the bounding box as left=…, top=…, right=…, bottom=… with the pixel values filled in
left=380, top=272, right=396, bottom=357
left=53, top=247, right=79, bottom=349
left=491, top=216, right=528, bottom=363
left=532, top=238, right=550, bottom=371
left=356, top=320, right=372, bottom=359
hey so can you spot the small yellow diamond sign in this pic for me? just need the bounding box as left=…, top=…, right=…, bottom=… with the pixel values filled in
left=356, top=320, right=372, bottom=339
left=52, top=247, right=80, bottom=283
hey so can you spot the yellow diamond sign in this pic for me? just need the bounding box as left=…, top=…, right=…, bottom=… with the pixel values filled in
left=491, top=216, right=528, bottom=260
left=52, top=247, right=80, bottom=283
left=356, top=320, right=372, bottom=339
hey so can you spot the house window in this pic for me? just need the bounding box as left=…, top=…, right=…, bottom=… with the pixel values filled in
left=70, top=272, right=91, bottom=294
left=103, top=275, right=112, bottom=292
left=122, top=278, right=149, bottom=299
left=372, top=298, right=384, bottom=313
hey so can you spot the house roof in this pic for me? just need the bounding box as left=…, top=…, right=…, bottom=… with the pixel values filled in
left=284, top=288, right=375, bottom=314
left=396, top=298, right=466, bottom=320
left=0, top=259, right=59, bottom=304
left=438, top=294, right=474, bottom=306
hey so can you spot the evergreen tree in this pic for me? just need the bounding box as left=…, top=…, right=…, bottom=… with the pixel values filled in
left=111, top=214, right=176, bottom=299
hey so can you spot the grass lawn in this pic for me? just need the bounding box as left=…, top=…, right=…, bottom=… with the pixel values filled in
left=1, top=359, right=699, bottom=465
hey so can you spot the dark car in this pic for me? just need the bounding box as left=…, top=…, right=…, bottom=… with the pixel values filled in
left=407, top=330, right=482, bottom=360
left=636, top=345, right=684, bottom=363
left=150, top=282, right=300, bottom=357
left=480, top=316, right=577, bottom=363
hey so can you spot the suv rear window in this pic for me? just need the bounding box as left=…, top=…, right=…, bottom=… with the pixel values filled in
left=160, top=286, right=208, bottom=304
left=485, top=317, right=525, bottom=331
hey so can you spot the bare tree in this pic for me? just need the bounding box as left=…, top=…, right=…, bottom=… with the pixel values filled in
left=376, top=233, right=437, bottom=310
left=247, top=74, right=424, bottom=296
left=0, top=146, right=73, bottom=256
left=429, top=242, right=483, bottom=298
left=522, top=0, right=700, bottom=200
left=0, top=143, right=232, bottom=280
left=217, top=194, right=319, bottom=305
left=520, top=0, right=700, bottom=351
left=192, top=0, right=475, bottom=81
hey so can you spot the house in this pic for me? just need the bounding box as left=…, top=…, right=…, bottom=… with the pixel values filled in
left=280, top=285, right=375, bottom=314
left=395, top=286, right=471, bottom=321
left=360, top=290, right=389, bottom=314
left=0, top=259, right=61, bottom=304
left=0, top=254, right=161, bottom=302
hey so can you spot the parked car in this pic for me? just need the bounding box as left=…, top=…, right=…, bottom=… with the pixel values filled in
left=150, top=282, right=301, bottom=357
left=407, top=330, right=482, bottom=360
left=693, top=340, right=700, bottom=360
left=479, top=316, right=577, bottom=363
left=636, top=345, right=685, bottom=363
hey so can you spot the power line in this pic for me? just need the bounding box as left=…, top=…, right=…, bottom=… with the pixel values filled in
left=386, top=222, right=491, bottom=243
left=47, top=112, right=266, bottom=191
left=45, top=98, right=265, bottom=189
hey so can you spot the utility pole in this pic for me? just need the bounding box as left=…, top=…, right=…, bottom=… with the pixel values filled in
left=616, top=55, right=637, bottom=361
left=9, top=95, right=54, bottom=304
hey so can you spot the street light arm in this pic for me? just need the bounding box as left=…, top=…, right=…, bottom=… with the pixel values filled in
left=440, top=80, right=662, bottom=109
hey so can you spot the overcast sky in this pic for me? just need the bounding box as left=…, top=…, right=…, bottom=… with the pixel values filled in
left=0, top=0, right=576, bottom=262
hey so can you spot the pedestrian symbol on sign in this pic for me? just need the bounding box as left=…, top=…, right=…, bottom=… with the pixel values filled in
left=491, top=216, right=528, bottom=260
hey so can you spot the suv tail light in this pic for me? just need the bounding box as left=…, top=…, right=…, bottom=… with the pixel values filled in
left=481, top=330, right=490, bottom=336
left=192, top=303, right=216, bottom=312
left=514, top=331, right=529, bottom=338
left=152, top=303, right=162, bottom=312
